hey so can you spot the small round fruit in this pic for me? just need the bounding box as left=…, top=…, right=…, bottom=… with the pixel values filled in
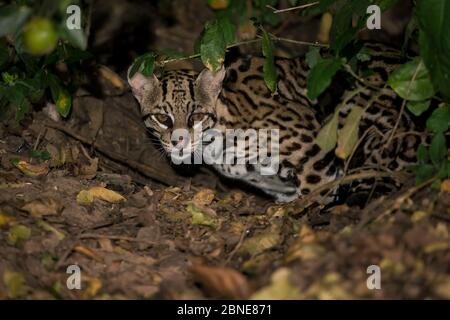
left=23, top=17, right=58, bottom=56
left=207, top=0, right=230, bottom=10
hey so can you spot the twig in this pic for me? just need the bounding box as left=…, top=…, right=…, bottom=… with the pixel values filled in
left=33, top=129, right=43, bottom=151
left=343, top=127, right=375, bottom=174
left=269, top=35, right=329, bottom=48
left=344, top=64, right=381, bottom=91
left=343, top=90, right=384, bottom=174
left=286, top=170, right=410, bottom=211
left=55, top=232, right=158, bottom=270
left=55, top=237, right=80, bottom=270
left=79, top=233, right=156, bottom=246
left=225, top=223, right=252, bottom=266
left=384, top=60, right=423, bottom=150
left=392, top=131, right=433, bottom=140
left=30, top=128, right=45, bottom=163
left=357, top=177, right=437, bottom=229
left=267, top=2, right=319, bottom=14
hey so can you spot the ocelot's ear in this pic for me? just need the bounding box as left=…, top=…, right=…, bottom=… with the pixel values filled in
left=195, top=66, right=226, bottom=101
left=127, top=70, right=160, bottom=105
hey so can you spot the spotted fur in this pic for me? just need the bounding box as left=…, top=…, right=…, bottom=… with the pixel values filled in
left=129, top=43, right=424, bottom=203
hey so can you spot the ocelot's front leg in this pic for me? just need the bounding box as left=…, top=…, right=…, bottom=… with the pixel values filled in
left=212, top=162, right=300, bottom=203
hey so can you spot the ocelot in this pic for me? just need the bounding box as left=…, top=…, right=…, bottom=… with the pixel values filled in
left=128, top=43, right=423, bottom=203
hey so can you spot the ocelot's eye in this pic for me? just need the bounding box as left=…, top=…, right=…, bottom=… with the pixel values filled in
left=151, top=113, right=173, bottom=129
left=188, top=113, right=210, bottom=127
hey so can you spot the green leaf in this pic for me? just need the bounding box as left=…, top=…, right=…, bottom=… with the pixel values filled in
left=430, top=179, right=441, bottom=190
left=402, top=14, right=417, bottom=52
left=305, top=46, right=321, bottom=69
left=218, top=16, right=236, bottom=45
left=426, top=104, right=450, bottom=133
left=416, top=144, right=429, bottom=165
left=16, top=78, right=44, bottom=104
left=407, top=100, right=430, bottom=116
left=129, top=53, right=156, bottom=78
left=2, top=72, right=17, bottom=84
left=11, top=30, right=39, bottom=72
left=3, top=84, right=31, bottom=121
left=388, top=58, right=436, bottom=101
left=329, top=1, right=354, bottom=54
left=30, top=150, right=41, bottom=158
left=336, top=106, right=364, bottom=160
left=41, top=150, right=51, bottom=160
left=356, top=47, right=372, bottom=62
left=307, top=58, right=344, bottom=100
left=3, top=270, right=26, bottom=298
left=253, top=0, right=281, bottom=26
left=30, top=150, right=51, bottom=160
left=261, top=30, right=277, bottom=93
left=59, top=21, right=87, bottom=50
left=58, top=44, right=92, bottom=64
left=200, top=19, right=227, bottom=72
left=437, top=161, right=449, bottom=179
left=10, top=158, right=20, bottom=166
left=352, top=0, right=372, bottom=13
left=0, top=5, right=31, bottom=37
left=7, top=224, right=31, bottom=246
left=187, top=203, right=218, bottom=229
left=47, top=74, right=72, bottom=118
left=375, top=0, right=400, bottom=11
left=316, top=110, right=339, bottom=153
left=416, top=0, right=450, bottom=99
left=330, top=0, right=370, bottom=54
left=415, top=164, right=435, bottom=184
left=307, top=0, right=336, bottom=16
left=263, top=11, right=281, bottom=27
left=429, top=133, right=447, bottom=167
left=0, top=39, right=10, bottom=69
left=55, top=89, right=71, bottom=118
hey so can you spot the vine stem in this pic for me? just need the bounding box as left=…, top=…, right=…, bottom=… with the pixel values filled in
left=159, top=36, right=327, bottom=66
left=268, top=35, right=329, bottom=48
left=158, top=39, right=261, bottom=65
left=266, top=2, right=320, bottom=14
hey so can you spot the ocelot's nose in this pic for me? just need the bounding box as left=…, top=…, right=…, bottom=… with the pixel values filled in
left=171, top=136, right=184, bottom=147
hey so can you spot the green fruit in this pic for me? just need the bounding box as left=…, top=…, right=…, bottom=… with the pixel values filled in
left=23, top=17, right=58, bottom=56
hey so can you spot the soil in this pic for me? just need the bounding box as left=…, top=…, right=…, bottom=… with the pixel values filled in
left=0, top=85, right=449, bottom=299
left=0, top=0, right=449, bottom=300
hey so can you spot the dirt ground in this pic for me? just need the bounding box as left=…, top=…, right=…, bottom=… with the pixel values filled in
left=1, top=85, right=449, bottom=299
left=0, top=0, right=449, bottom=300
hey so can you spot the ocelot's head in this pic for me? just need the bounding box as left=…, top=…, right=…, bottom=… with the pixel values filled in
left=128, top=67, right=226, bottom=159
